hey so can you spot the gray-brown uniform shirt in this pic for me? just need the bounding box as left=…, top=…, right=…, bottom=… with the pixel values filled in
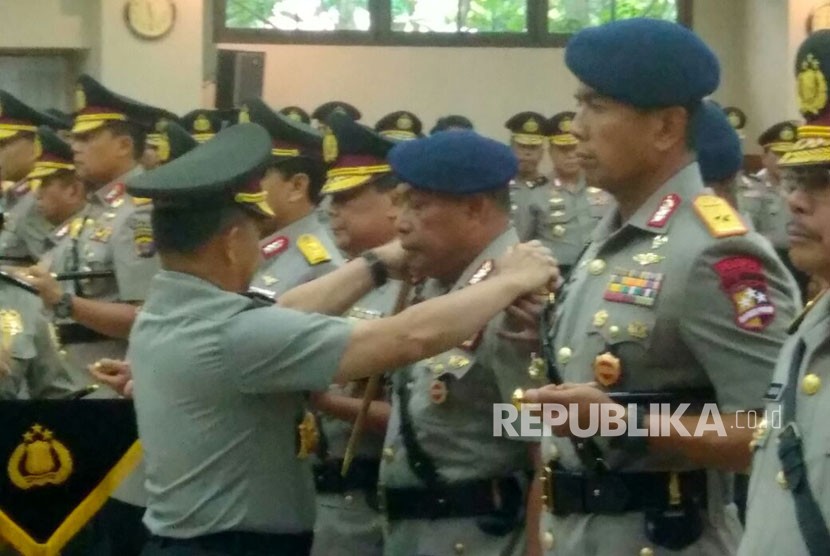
left=252, top=212, right=344, bottom=298
left=0, top=184, right=53, bottom=260
left=129, top=270, right=354, bottom=537
left=514, top=177, right=612, bottom=268
left=380, top=228, right=536, bottom=556
left=540, top=162, right=799, bottom=556
left=739, top=292, right=830, bottom=556
left=753, top=170, right=791, bottom=250
left=0, top=281, right=80, bottom=400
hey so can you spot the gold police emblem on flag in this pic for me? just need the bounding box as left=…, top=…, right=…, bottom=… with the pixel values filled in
left=193, top=114, right=211, bottom=133
left=8, top=425, right=73, bottom=490
left=798, top=53, right=828, bottom=116
left=75, top=87, right=86, bottom=111
left=323, top=129, right=338, bottom=163
left=397, top=114, right=413, bottom=130
left=523, top=119, right=539, bottom=133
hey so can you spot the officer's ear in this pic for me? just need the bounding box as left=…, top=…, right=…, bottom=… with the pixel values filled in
left=288, top=173, right=310, bottom=202
left=650, top=106, right=689, bottom=153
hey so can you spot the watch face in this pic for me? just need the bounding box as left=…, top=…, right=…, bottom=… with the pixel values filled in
left=124, top=0, right=176, bottom=40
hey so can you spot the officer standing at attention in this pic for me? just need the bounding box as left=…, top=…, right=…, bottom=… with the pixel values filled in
left=22, top=74, right=175, bottom=556
left=0, top=91, right=69, bottom=261
left=309, top=111, right=400, bottom=556
left=380, top=130, right=546, bottom=556
left=514, top=111, right=612, bottom=278
left=505, top=111, right=549, bottom=241
left=739, top=29, right=830, bottom=556
left=374, top=111, right=423, bottom=141
left=241, top=98, right=344, bottom=298
left=521, top=18, right=798, bottom=556
left=125, top=123, right=558, bottom=556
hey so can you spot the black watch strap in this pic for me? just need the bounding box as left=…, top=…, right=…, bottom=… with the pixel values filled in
left=360, top=250, right=388, bottom=287
left=54, top=292, right=74, bottom=319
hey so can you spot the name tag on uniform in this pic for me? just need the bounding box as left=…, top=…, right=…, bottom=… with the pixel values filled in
left=763, top=382, right=784, bottom=402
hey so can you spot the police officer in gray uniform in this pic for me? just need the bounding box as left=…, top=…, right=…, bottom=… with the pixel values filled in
left=0, top=91, right=69, bottom=262
left=23, top=74, right=176, bottom=556
left=380, top=130, right=545, bottom=556
left=310, top=111, right=400, bottom=556
left=515, top=111, right=611, bottom=278
left=521, top=19, right=799, bottom=556
left=739, top=29, right=830, bottom=556
left=124, top=123, right=558, bottom=556
left=506, top=111, right=549, bottom=235
left=242, top=98, right=344, bottom=298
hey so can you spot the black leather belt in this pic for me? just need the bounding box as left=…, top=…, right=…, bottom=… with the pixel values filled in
left=57, top=323, right=110, bottom=345
left=383, top=476, right=523, bottom=521
left=148, top=531, right=313, bottom=555
left=547, top=467, right=707, bottom=515
left=314, top=458, right=379, bottom=494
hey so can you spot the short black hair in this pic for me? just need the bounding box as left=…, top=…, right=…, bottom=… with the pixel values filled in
left=484, top=186, right=512, bottom=213
left=107, top=121, right=146, bottom=161
left=272, top=157, right=326, bottom=205
left=152, top=204, right=248, bottom=254
left=369, top=173, right=399, bottom=191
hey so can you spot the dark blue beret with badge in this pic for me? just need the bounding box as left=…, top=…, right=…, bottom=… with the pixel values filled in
left=240, top=98, right=323, bottom=162
left=126, top=123, right=274, bottom=218
left=388, top=130, right=518, bottom=195
left=0, top=91, right=69, bottom=141
left=694, top=101, right=743, bottom=183
left=565, top=18, right=720, bottom=108
left=430, top=115, right=474, bottom=135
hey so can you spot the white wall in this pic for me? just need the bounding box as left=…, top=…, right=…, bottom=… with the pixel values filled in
left=0, top=0, right=95, bottom=50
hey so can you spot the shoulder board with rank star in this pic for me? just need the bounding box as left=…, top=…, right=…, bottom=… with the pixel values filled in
left=261, top=236, right=289, bottom=259
left=69, top=217, right=85, bottom=239
left=104, top=183, right=125, bottom=206
left=647, top=193, right=681, bottom=228
left=132, top=196, right=152, bottom=206
left=297, top=234, right=331, bottom=265
left=693, top=194, right=747, bottom=238
left=467, top=259, right=494, bottom=285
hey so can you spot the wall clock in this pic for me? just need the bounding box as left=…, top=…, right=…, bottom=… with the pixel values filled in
left=124, top=0, right=176, bottom=40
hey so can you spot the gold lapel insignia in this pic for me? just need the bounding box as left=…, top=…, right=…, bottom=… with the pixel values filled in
left=628, top=321, right=649, bottom=340
left=633, top=253, right=665, bottom=266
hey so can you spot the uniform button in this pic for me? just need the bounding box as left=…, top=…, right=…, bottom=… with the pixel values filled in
left=344, top=494, right=354, bottom=505
left=608, top=325, right=620, bottom=339
left=588, top=259, right=606, bottom=275
left=542, top=531, right=555, bottom=550
left=557, top=347, right=572, bottom=365
left=776, top=470, right=788, bottom=489
left=382, top=447, right=395, bottom=462
left=640, top=548, right=654, bottom=556
left=802, top=373, right=821, bottom=395
left=453, top=542, right=465, bottom=554
left=552, top=225, right=566, bottom=237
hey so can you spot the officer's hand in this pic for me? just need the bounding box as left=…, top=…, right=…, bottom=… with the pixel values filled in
left=89, top=358, right=133, bottom=397
left=496, top=241, right=560, bottom=295
left=371, top=238, right=411, bottom=280
left=498, top=292, right=545, bottom=345
left=523, top=382, right=623, bottom=438
left=17, top=264, right=62, bottom=308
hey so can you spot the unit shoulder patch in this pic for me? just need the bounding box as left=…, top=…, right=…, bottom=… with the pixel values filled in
left=693, top=194, right=748, bottom=238
left=297, top=234, right=331, bottom=265
left=713, top=256, right=775, bottom=331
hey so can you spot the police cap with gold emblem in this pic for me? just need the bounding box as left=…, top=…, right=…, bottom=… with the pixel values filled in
left=312, top=101, right=361, bottom=125
left=72, top=74, right=176, bottom=135
left=0, top=91, right=69, bottom=141
left=430, top=115, right=474, bottom=135
left=181, top=109, right=224, bottom=143
left=279, top=106, right=311, bottom=125
left=389, top=130, right=518, bottom=195
left=505, top=111, right=547, bottom=146
left=723, top=106, right=747, bottom=138
left=148, top=119, right=199, bottom=165
left=548, top=111, right=578, bottom=146
left=694, top=101, right=743, bottom=183
left=24, top=126, right=74, bottom=181
left=241, top=98, right=323, bottom=162
left=781, top=30, right=830, bottom=167
left=757, top=121, right=798, bottom=153
left=566, top=18, right=719, bottom=108
left=321, top=112, right=394, bottom=195
left=375, top=111, right=423, bottom=141
left=126, top=123, right=274, bottom=217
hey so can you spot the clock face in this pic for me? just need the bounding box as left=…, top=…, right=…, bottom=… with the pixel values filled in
left=125, top=0, right=176, bottom=40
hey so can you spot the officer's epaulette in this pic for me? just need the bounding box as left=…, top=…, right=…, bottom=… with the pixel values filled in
left=132, top=196, right=152, bottom=206
left=297, top=234, right=331, bottom=265
left=692, top=194, right=747, bottom=238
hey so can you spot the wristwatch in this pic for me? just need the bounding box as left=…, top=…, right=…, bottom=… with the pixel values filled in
left=54, top=293, right=74, bottom=319
left=360, top=250, right=389, bottom=287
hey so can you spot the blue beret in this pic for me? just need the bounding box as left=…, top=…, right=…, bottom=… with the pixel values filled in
left=694, top=101, right=742, bottom=183
left=389, top=130, right=518, bottom=194
left=565, top=18, right=720, bottom=108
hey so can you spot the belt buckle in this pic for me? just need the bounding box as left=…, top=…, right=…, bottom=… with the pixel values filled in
left=542, top=465, right=554, bottom=512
